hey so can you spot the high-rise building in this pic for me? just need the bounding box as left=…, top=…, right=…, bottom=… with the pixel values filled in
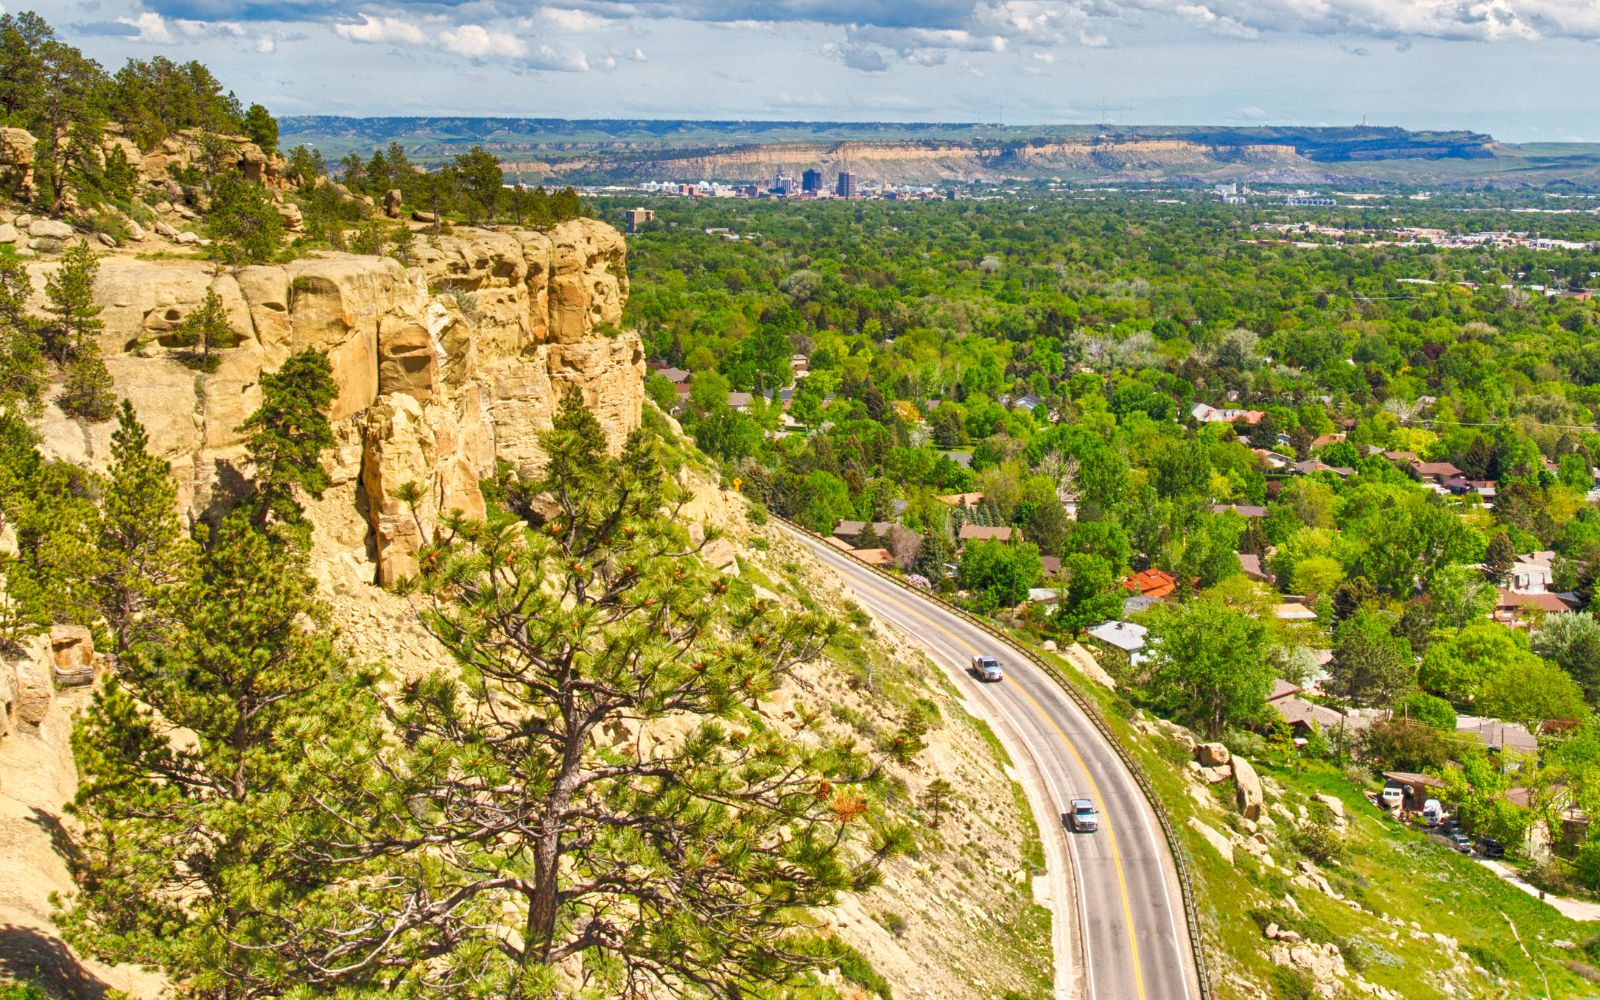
left=801, top=168, right=823, bottom=193
left=773, top=170, right=796, bottom=195
left=836, top=171, right=857, bottom=199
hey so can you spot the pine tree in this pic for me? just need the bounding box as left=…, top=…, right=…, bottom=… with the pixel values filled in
left=62, top=512, right=393, bottom=996
left=57, top=338, right=115, bottom=421
left=44, top=240, right=102, bottom=364
left=375, top=388, right=902, bottom=996
left=0, top=254, right=47, bottom=414
left=921, top=778, right=955, bottom=829
left=1484, top=531, right=1515, bottom=586
left=237, top=348, right=335, bottom=528
left=170, top=286, right=240, bottom=371
left=58, top=340, right=115, bottom=422
left=93, top=400, right=190, bottom=654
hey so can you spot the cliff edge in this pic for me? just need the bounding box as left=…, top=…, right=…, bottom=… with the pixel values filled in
left=26, top=217, right=642, bottom=586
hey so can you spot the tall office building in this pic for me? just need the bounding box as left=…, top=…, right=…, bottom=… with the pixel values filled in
left=835, top=171, right=857, bottom=199
left=801, top=168, right=823, bottom=194
left=773, top=170, right=796, bottom=195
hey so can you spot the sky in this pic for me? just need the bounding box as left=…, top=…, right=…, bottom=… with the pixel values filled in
left=29, top=0, right=1600, bottom=141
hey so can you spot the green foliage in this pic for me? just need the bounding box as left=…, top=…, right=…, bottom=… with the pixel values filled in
left=238, top=349, right=336, bottom=528
left=0, top=255, right=46, bottom=414
left=1053, top=552, right=1123, bottom=635
left=92, top=400, right=191, bottom=653
left=242, top=101, right=277, bottom=153
left=1393, top=690, right=1456, bottom=730
left=452, top=145, right=503, bottom=223
left=57, top=341, right=115, bottom=422
left=1477, top=654, right=1589, bottom=725
left=42, top=240, right=102, bottom=364
left=168, top=286, right=240, bottom=370
left=206, top=172, right=285, bottom=264
left=958, top=539, right=1043, bottom=610
left=1330, top=608, right=1415, bottom=707
left=1357, top=717, right=1451, bottom=774
left=378, top=388, right=902, bottom=993
left=1420, top=623, right=1536, bottom=704
left=62, top=512, right=388, bottom=996
left=1141, top=598, right=1273, bottom=737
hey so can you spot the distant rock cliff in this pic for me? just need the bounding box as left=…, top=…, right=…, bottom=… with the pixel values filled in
left=29, top=217, right=642, bottom=585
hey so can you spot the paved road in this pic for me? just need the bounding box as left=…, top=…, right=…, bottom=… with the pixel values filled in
left=792, top=529, right=1199, bottom=1000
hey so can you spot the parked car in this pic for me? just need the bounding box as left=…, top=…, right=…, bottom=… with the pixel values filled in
left=1479, top=837, right=1506, bottom=858
left=971, top=655, right=1004, bottom=682
left=1422, top=799, right=1444, bottom=827
left=1450, top=832, right=1472, bottom=853
left=1067, top=798, right=1099, bottom=833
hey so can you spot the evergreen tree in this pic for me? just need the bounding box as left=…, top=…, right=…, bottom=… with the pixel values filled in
left=58, top=341, right=116, bottom=422
left=0, top=255, right=47, bottom=414
left=921, top=778, right=955, bottom=828
left=1330, top=608, right=1415, bottom=707
left=44, top=240, right=102, bottom=364
left=238, top=349, right=336, bottom=528
left=376, top=388, right=900, bottom=996
left=170, top=286, right=241, bottom=371
left=1484, top=531, right=1515, bottom=586
left=92, top=400, right=191, bottom=654
left=206, top=173, right=285, bottom=265
left=241, top=101, right=277, bottom=153
left=63, top=512, right=392, bottom=996
left=453, top=146, right=502, bottom=223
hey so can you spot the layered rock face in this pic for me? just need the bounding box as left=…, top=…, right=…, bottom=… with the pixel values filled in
left=32, top=218, right=642, bottom=585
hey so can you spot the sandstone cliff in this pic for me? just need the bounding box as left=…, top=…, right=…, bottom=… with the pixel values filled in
left=29, top=217, right=641, bottom=585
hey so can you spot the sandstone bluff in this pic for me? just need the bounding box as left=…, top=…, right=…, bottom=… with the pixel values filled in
left=27, top=218, right=643, bottom=585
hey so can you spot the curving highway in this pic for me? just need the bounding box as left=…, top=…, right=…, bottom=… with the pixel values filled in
left=790, top=527, right=1200, bottom=1000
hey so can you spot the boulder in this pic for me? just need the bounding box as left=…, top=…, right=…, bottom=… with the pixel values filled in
left=383, top=189, right=404, bottom=218
left=0, top=224, right=16, bottom=244
left=412, top=210, right=440, bottom=224
left=154, top=220, right=180, bottom=239
left=48, top=624, right=94, bottom=677
left=276, top=202, right=304, bottom=232
left=28, top=218, right=74, bottom=240
left=175, top=231, right=202, bottom=246
left=0, top=126, right=36, bottom=197
left=700, top=536, right=740, bottom=573
left=97, top=232, right=118, bottom=248
left=377, top=319, right=440, bottom=400
left=124, top=219, right=147, bottom=242
left=1233, top=755, right=1264, bottom=821
left=10, top=635, right=52, bottom=728
left=1313, top=793, right=1346, bottom=822
left=1187, top=816, right=1234, bottom=863
left=1195, top=742, right=1231, bottom=767
left=1200, top=765, right=1232, bottom=785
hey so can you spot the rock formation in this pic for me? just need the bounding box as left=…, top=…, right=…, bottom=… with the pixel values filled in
left=30, top=217, right=642, bottom=585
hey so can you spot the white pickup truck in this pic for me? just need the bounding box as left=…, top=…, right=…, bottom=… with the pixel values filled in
left=1067, top=799, right=1100, bottom=833
left=970, top=655, right=1004, bottom=682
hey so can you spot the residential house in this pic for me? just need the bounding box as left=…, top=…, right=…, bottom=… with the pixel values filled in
left=1211, top=503, right=1268, bottom=518
left=1192, top=402, right=1265, bottom=425
left=1455, top=715, right=1540, bottom=762
left=1382, top=771, right=1447, bottom=812
left=832, top=520, right=867, bottom=541
left=1040, top=555, right=1063, bottom=579
left=939, top=450, right=974, bottom=469
left=1014, top=394, right=1044, bottom=413
left=1252, top=448, right=1294, bottom=470
left=937, top=491, right=985, bottom=507
left=1495, top=588, right=1578, bottom=626
left=1509, top=551, right=1556, bottom=594
left=850, top=548, right=895, bottom=568
left=1122, top=595, right=1161, bottom=617
left=1273, top=602, right=1318, bottom=622
left=727, top=391, right=755, bottom=411
left=1311, top=433, right=1346, bottom=448
left=1237, top=552, right=1273, bottom=584
left=1290, top=459, right=1354, bottom=477
left=1061, top=492, right=1081, bottom=520
left=958, top=524, right=1017, bottom=545
left=655, top=366, right=692, bottom=384
left=1410, top=460, right=1465, bottom=486
left=1027, top=587, right=1061, bottom=604
left=790, top=354, right=810, bottom=377
left=1122, top=569, right=1179, bottom=600
left=823, top=536, right=854, bottom=553
left=1087, top=620, right=1149, bottom=665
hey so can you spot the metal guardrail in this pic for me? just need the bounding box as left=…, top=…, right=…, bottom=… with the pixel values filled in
left=777, top=515, right=1215, bottom=1000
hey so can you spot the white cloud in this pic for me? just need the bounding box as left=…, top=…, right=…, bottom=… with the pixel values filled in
left=117, top=12, right=174, bottom=43
left=536, top=8, right=612, bottom=31
left=334, top=15, right=427, bottom=45
left=441, top=24, right=528, bottom=59
left=531, top=43, right=592, bottom=71
left=256, top=36, right=276, bottom=53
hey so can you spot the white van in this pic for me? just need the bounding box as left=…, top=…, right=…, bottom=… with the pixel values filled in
left=1379, top=787, right=1403, bottom=811
left=1422, top=799, right=1444, bottom=826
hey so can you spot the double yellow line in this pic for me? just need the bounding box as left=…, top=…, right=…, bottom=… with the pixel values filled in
left=836, top=557, right=1148, bottom=1000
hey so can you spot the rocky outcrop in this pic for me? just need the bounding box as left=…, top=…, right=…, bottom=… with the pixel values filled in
left=1233, top=755, right=1264, bottom=821
left=31, top=217, right=642, bottom=585
left=0, top=127, right=36, bottom=199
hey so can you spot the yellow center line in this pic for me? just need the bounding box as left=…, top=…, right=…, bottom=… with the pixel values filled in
left=835, top=554, right=1149, bottom=1000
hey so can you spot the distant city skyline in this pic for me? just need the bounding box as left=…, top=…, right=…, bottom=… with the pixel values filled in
left=41, top=0, right=1600, bottom=143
